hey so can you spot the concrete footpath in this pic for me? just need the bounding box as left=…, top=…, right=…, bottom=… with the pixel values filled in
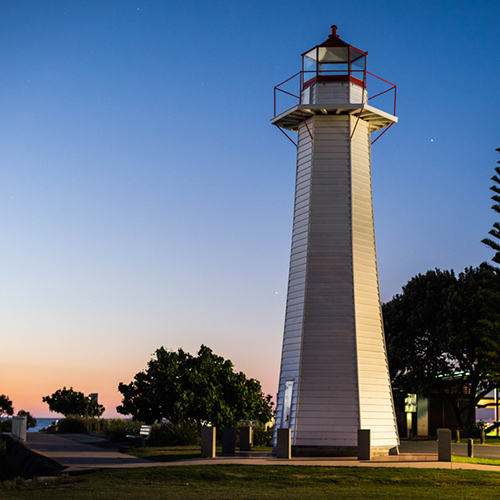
left=26, top=433, right=151, bottom=471
left=25, top=433, right=500, bottom=474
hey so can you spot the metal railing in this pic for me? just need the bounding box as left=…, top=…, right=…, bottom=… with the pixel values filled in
left=273, top=70, right=397, bottom=118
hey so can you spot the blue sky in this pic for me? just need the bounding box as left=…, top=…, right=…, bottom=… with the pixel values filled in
left=1, top=0, right=499, bottom=416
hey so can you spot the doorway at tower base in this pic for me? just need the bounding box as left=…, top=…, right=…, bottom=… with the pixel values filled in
left=291, top=445, right=400, bottom=457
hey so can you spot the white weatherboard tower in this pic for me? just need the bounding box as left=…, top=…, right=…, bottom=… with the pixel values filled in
left=272, top=26, right=399, bottom=456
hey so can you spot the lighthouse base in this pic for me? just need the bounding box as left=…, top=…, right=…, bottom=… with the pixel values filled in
left=291, top=445, right=400, bottom=458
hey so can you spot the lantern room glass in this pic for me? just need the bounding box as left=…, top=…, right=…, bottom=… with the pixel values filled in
left=302, top=46, right=366, bottom=87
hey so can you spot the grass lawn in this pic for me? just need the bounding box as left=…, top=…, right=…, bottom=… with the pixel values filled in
left=478, top=437, right=500, bottom=445
left=124, top=445, right=273, bottom=461
left=2, top=465, right=500, bottom=499
left=453, top=456, right=500, bottom=466
left=124, top=445, right=205, bottom=462
left=457, top=438, right=500, bottom=445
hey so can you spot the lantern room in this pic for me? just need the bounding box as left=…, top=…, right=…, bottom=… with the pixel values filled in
left=300, top=25, right=367, bottom=107
left=302, top=25, right=367, bottom=88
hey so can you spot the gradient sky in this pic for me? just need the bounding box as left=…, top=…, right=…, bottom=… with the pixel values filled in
left=1, top=0, right=500, bottom=418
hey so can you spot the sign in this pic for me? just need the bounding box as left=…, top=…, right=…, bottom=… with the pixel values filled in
left=405, top=393, right=417, bottom=413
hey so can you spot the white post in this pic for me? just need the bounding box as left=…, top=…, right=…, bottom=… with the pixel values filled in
left=12, top=416, right=27, bottom=442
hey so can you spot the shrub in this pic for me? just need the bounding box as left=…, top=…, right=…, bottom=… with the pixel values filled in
left=86, top=417, right=104, bottom=433
left=253, top=425, right=273, bottom=447
left=57, top=415, right=87, bottom=434
left=0, top=421, right=12, bottom=433
left=103, top=419, right=143, bottom=442
left=149, top=422, right=200, bottom=447
left=465, top=420, right=487, bottom=439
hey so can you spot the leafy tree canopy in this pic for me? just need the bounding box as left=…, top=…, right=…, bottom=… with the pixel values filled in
left=42, top=387, right=105, bottom=417
left=117, top=345, right=274, bottom=427
left=383, top=264, right=500, bottom=432
left=0, top=395, right=14, bottom=419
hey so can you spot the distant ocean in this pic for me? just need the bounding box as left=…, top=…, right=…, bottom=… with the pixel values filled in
left=28, top=417, right=59, bottom=433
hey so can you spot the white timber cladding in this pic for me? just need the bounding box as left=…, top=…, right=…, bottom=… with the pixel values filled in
left=294, top=114, right=361, bottom=448
left=274, top=119, right=313, bottom=445
left=350, top=115, right=399, bottom=448
left=274, top=79, right=399, bottom=453
left=310, top=82, right=368, bottom=106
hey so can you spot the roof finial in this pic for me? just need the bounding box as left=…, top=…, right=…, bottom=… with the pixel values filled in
left=331, top=25, right=339, bottom=38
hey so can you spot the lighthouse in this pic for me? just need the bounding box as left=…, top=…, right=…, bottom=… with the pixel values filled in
left=272, top=26, right=399, bottom=456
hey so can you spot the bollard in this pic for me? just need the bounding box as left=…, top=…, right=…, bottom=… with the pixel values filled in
left=455, top=430, right=460, bottom=443
left=481, top=430, right=486, bottom=444
left=277, top=428, right=291, bottom=459
left=222, top=427, right=236, bottom=454
left=468, top=438, right=474, bottom=458
left=239, top=426, right=252, bottom=452
left=357, top=429, right=371, bottom=461
left=201, top=426, right=216, bottom=458
left=437, top=428, right=452, bottom=462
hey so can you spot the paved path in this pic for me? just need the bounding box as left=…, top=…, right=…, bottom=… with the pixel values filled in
left=26, top=433, right=151, bottom=471
left=24, top=434, right=500, bottom=474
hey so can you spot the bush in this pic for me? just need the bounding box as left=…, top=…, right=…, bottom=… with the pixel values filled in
left=149, top=422, right=200, bottom=447
left=86, top=417, right=104, bottom=433
left=103, top=419, right=143, bottom=442
left=252, top=425, right=273, bottom=447
left=0, top=421, right=12, bottom=433
left=57, top=415, right=87, bottom=434
left=465, top=420, right=487, bottom=439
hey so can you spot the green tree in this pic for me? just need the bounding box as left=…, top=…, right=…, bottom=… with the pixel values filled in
left=117, top=345, right=274, bottom=427
left=482, top=148, right=500, bottom=264
left=0, top=395, right=14, bottom=419
left=383, top=264, right=500, bottom=433
left=17, top=410, right=37, bottom=430
left=42, top=387, right=105, bottom=417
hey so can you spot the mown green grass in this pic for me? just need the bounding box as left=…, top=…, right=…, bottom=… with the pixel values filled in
left=452, top=456, right=500, bottom=466
left=457, top=438, right=500, bottom=445
left=480, top=437, right=500, bottom=445
left=124, top=445, right=273, bottom=461
left=2, top=465, right=500, bottom=500
left=124, top=445, right=203, bottom=462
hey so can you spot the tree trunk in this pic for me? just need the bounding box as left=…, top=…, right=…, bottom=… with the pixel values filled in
left=440, top=388, right=466, bottom=431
